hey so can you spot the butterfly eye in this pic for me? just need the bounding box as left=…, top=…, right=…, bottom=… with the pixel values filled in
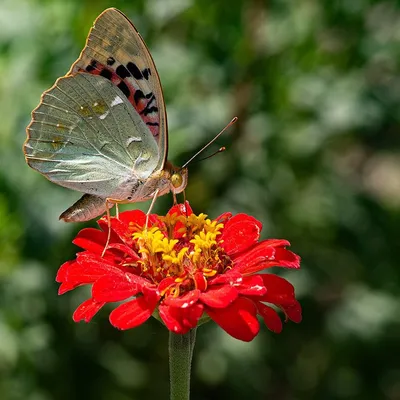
left=171, top=172, right=183, bottom=189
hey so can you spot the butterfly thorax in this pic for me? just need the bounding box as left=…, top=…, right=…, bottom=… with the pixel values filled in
left=108, top=161, right=187, bottom=205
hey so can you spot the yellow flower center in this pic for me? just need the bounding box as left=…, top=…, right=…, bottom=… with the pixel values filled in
left=128, top=212, right=231, bottom=297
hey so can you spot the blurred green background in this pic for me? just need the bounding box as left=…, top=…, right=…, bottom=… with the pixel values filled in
left=1, top=0, right=400, bottom=399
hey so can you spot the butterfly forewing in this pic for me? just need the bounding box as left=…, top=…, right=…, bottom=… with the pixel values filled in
left=23, top=8, right=188, bottom=223
left=69, top=8, right=167, bottom=172
left=25, top=73, right=160, bottom=199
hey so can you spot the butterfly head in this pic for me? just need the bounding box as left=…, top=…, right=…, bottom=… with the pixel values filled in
left=164, top=162, right=188, bottom=194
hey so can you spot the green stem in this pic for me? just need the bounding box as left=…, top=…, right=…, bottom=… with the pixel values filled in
left=169, top=329, right=197, bottom=400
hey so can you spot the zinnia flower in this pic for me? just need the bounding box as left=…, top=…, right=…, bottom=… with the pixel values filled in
left=57, top=202, right=301, bottom=342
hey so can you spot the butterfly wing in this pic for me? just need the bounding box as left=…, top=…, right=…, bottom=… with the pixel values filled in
left=24, top=72, right=160, bottom=199
left=69, top=8, right=168, bottom=173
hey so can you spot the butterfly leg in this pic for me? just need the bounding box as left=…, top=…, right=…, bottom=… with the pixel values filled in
left=172, top=191, right=177, bottom=205
left=115, top=203, right=120, bottom=219
left=183, top=190, right=189, bottom=216
left=145, top=188, right=160, bottom=229
left=102, top=199, right=115, bottom=257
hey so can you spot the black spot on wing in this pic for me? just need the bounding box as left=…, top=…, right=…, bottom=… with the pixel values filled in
left=100, top=69, right=112, bottom=80
left=134, top=90, right=145, bottom=105
left=85, top=59, right=97, bottom=72
left=117, top=81, right=130, bottom=98
left=146, top=122, right=159, bottom=126
left=107, top=57, right=116, bottom=66
left=127, top=62, right=143, bottom=80
left=146, top=93, right=155, bottom=107
left=116, top=65, right=130, bottom=79
left=142, top=68, right=151, bottom=80
left=140, top=106, right=158, bottom=116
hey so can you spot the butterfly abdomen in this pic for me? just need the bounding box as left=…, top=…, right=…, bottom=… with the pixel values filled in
left=59, top=193, right=111, bottom=222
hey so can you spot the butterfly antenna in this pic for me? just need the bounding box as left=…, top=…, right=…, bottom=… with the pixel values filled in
left=192, top=147, right=226, bottom=164
left=181, top=117, right=237, bottom=169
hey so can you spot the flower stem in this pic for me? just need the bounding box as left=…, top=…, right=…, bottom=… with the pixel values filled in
left=169, top=329, right=197, bottom=400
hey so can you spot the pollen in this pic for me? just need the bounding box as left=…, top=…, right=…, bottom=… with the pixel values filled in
left=129, top=211, right=230, bottom=297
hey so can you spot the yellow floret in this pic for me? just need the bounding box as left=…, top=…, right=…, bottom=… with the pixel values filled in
left=203, top=219, right=224, bottom=234
left=159, top=212, right=180, bottom=227
left=163, top=247, right=188, bottom=265
left=183, top=213, right=209, bottom=231
left=131, top=213, right=226, bottom=277
left=190, top=247, right=203, bottom=263
left=134, top=227, right=178, bottom=256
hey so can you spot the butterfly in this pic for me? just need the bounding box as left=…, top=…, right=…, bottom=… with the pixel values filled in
left=23, top=8, right=188, bottom=222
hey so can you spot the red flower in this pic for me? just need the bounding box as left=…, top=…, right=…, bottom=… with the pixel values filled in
left=57, top=202, right=301, bottom=342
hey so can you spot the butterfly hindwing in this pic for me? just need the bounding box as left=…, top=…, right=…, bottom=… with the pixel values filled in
left=69, top=8, right=167, bottom=173
left=25, top=73, right=160, bottom=199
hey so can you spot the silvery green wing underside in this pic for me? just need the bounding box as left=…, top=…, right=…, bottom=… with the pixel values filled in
left=69, top=8, right=168, bottom=173
left=24, top=72, right=160, bottom=200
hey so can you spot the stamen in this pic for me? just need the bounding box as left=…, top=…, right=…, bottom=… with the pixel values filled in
left=128, top=209, right=232, bottom=299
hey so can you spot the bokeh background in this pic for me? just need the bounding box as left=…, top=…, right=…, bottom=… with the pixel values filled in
left=1, top=0, right=400, bottom=399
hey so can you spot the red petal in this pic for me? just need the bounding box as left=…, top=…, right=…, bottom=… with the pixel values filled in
left=56, top=260, right=75, bottom=282
left=208, top=270, right=243, bottom=286
left=109, top=296, right=157, bottom=330
left=167, top=202, right=193, bottom=239
left=159, top=302, right=203, bottom=334
left=256, top=302, right=283, bottom=333
left=257, top=239, right=291, bottom=248
left=56, top=255, right=124, bottom=291
left=237, top=275, right=267, bottom=296
left=142, top=285, right=161, bottom=306
left=97, top=219, right=124, bottom=243
left=163, top=289, right=200, bottom=308
left=182, top=303, right=204, bottom=330
left=109, top=218, right=136, bottom=245
left=58, top=282, right=79, bottom=295
left=283, top=300, right=302, bottom=323
left=158, top=305, right=180, bottom=332
left=233, top=241, right=278, bottom=271
left=256, top=275, right=301, bottom=324
left=118, top=210, right=162, bottom=231
left=66, top=254, right=124, bottom=284
left=73, top=298, right=105, bottom=323
left=220, top=214, right=262, bottom=255
left=206, top=297, right=259, bottom=342
left=216, top=212, right=232, bottom=224
left=92, top=274, right=141, bottom=302
left=158, top=277, right=176, bottom=294
left=258, top=274, right=296, bottom=305
left=72, top=228, right=107, bottom=254
left=274, top=248, right=301, bottom=269
left=199, top=285, right=238, bottom=308
left=167, top=202, right=193, bottom=217
left=105, top=243, right=140, bottom=260
left=117, top=209, right=147, bottom=227
left=233, top=240, right=300, bottom=274
left=193, top=271, right=207, bottom=291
